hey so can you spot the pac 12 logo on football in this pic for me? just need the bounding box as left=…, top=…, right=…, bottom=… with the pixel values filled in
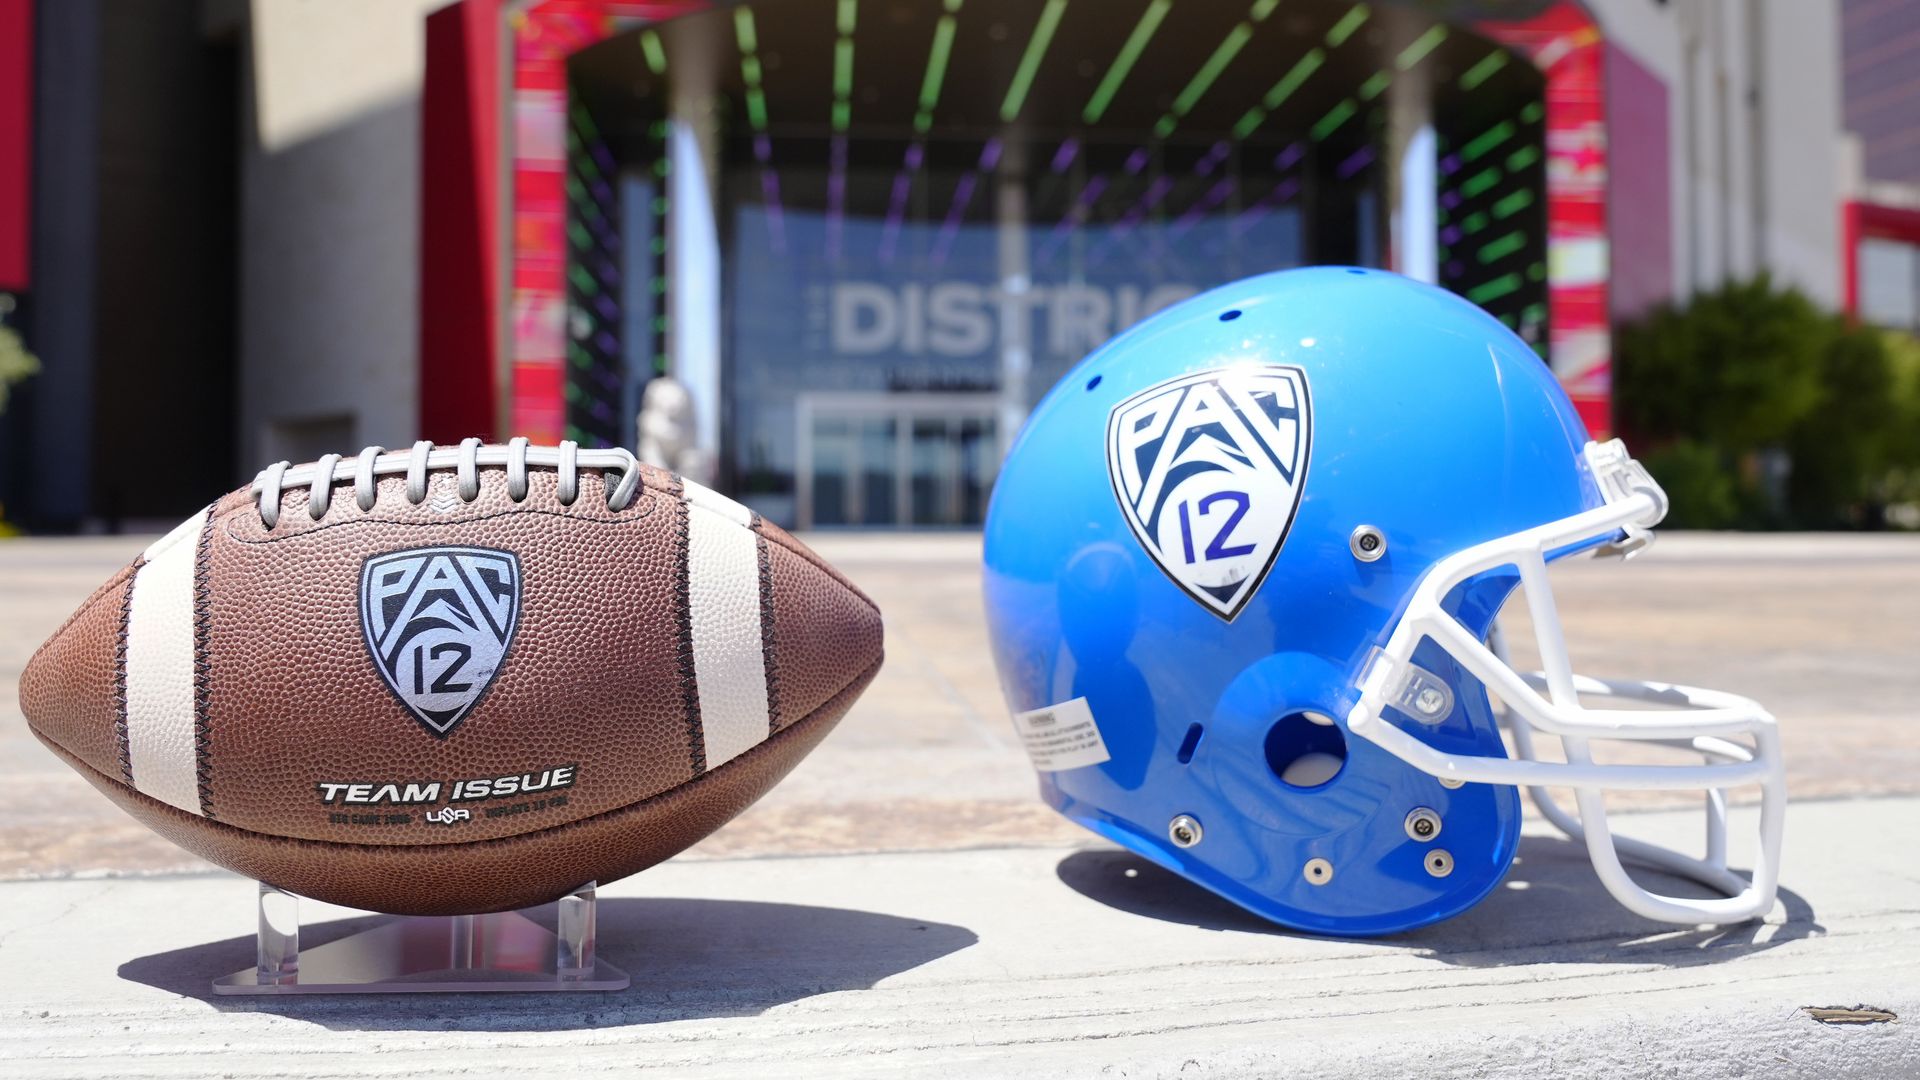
left=1106, top=365, right=1312, bottom=621
left=360, top=546, right=522, bottom=737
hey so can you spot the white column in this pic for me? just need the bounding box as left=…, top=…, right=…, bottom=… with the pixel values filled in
left=666, top=17, right=724, bottom=485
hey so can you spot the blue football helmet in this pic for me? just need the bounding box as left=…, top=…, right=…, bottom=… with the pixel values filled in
left=983, top=268, right=1784, bottom=936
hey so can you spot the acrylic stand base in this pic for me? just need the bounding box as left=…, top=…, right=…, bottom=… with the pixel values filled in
left=212, top=881, right=630, bottom=994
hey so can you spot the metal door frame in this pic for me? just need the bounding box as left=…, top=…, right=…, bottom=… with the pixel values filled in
left=794, top=392, right=1001, bottom=530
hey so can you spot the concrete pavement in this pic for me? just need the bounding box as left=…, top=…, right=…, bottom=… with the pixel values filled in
left=1, top=531, right=1917, bottom=1076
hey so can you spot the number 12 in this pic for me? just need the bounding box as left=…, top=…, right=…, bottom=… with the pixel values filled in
left=1177, top=491, right=1256, bottom=563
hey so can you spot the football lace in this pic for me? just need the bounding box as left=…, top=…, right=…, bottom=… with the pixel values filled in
left=250, top=437, right=645, bottom=527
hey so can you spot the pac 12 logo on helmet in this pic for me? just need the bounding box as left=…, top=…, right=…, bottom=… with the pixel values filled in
left=1106, top=365, right=1312, bottom=621
left=360, top=547, right=522, bottom=737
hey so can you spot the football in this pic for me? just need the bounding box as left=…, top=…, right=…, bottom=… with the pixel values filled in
left=18, top=440, right=884, bottom=916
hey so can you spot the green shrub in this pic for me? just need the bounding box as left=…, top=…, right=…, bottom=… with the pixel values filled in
left=0, top=322, right=36, bottom=415
left=1640, top=440, right=1742, bottom=529
left=1615, top=276, right=1920, bottom=530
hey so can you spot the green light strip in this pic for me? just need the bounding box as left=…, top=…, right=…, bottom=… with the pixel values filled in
left=640, top=30, right=667, bottom=75
left=1459, top=49, right=1508, bottom=91
left=570, top=104, right=600, bottom=142
left=1466, top=273, right=1521, bottom=304
left=1461, top=210, right=1489, bottom=234
left=1083, top=0, right=1170, bottom=124
left=833, top=1, right=857, bottom=132
left=1311, top=98, right=1357, bottom=141
left=1395, top=25, right=1446, bottom=70
left=1001, top=0, right=1068, bottom=123
left=1169, top=22, right=1254, bottom=122
left=1358, top=70, right=1390, bottom=101
left=1521, top=100, right=1543, bottom=123
left=735, top=7, right=768, bottom=133
left=1232, top=106, right=1265, bottom=140
left=1265, top=48, right=1325, bottom=110
left=1505, top=144, right=1541, bottom=171
left=1477, top=230, right=1526, bottom=264
left=1461, top=166, right=1501, bottom=198
left=1326, top=5, right=1368, bottom=48
left=734, top=6, right=758, bottom=54
left=916, top=7, right=961, bottom=132
left=1461, top=120, right=1514, bottom=163
left=1522, top=301, right=1547, bottom=323
left=835, top=39, right=854, bottom=98
left=1491, top=188, right=1534, bottom=219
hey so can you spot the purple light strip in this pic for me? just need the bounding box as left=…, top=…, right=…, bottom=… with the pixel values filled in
left=1084, top=174, right=1173, bottom=266
left=1274, top=141, right=1306, bottom=171
left=878, top=143, right=924, bottom=264
left=930, top=140, right=1005, bottom=267
left=754, top=134, right=773, bottom=163
left=1034, top=174, right=1110, bottom=268
left=1196, top=140, right=1231, bottom=177
left=760, top=167, right=787, bottom=254
left=930, top=173, right=978, bottom=266
left=1335, top=145, right=1375, bottom=179
left=1166, top=177, right=1235, bottom=241
left=1229, top=176, right=1301, bottom=238
left=1051, top=137, right=1079, bottom=173
left=826, top=136, right=848, bottom=260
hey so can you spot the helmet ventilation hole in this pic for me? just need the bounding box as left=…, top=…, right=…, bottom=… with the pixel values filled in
left=1085, top=374, right=1102, bottom=391
left=1219, top=309, right=1242, bottom=322
left=1175, top=722, right=1205, bottom=765
left=1266, top=711, right=1348, bottom=790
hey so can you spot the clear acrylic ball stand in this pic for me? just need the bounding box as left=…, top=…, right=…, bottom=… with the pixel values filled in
left=212, top=881, right=630, bottom=994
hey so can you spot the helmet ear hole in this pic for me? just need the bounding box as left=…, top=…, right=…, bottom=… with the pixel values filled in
left=1266, top=711, right=1349, bottom=790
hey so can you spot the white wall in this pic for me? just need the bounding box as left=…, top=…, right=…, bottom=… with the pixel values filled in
left=1588, top=0, right=1842, bottom=308
left=237, top=0, right=444, bottom=469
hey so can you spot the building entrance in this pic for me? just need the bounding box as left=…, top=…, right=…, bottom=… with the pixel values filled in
left=796, top=393, right=998, bottom=529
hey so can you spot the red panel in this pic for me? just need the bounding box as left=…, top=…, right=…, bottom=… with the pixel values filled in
left=1477, top=2, right=1614, bottom=439
left=419, top=0, right=506, bottom=441
left=0, top=0, right=33, bottom=291
left=508, top=0, right=708, bottom=443
left=1848, top=199, right=1920, bottom=317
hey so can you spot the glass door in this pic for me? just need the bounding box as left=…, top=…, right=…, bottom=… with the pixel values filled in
left=797, top=394, right=999, bottom=529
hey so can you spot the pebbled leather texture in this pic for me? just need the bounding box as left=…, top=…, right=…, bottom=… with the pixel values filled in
left=18, top=565, right=137, bottom=783
left=34, top=658, right=878, bottom=916
left=17, top=450, right=885, bottom=914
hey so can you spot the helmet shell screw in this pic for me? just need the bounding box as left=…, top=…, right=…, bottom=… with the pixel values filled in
left=1350, top=524, right=1387, bottom=562
left=1404, top=807, right=1443, bottom=841
left=1168, top=814, right=1203, bottom=848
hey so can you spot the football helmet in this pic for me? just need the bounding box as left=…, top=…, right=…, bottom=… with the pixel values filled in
left=982, top=267, right=1783, bottom=936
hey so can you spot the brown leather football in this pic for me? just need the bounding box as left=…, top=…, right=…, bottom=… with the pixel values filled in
left=19, top=440, right=883, bottom=916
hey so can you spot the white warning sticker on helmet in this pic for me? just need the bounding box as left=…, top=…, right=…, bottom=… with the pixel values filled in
left=1011, top=697, right=1112, bottom=772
